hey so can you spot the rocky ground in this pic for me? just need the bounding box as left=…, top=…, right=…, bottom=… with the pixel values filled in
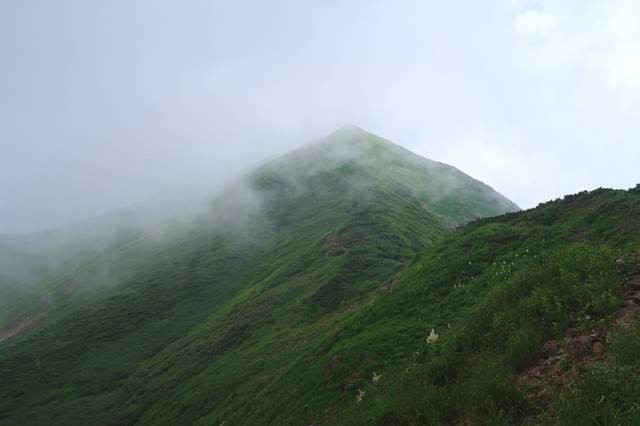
left=518, top=252, right=640, bottom=422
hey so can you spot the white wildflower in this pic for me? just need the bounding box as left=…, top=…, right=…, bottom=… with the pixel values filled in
left=426, top=328, right=439, bottom=344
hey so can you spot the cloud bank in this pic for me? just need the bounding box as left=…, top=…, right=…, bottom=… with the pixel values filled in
left=1, top=0, right=638, bottom=232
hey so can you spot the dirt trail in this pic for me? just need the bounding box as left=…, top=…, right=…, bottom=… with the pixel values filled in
left=0, top=310, right=46, bottom=342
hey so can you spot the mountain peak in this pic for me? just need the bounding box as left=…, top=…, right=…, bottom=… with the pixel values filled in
left=253, top=126, right=519, bottom=224
left=327, top=124, right=376, bottom=141
left=332, top=123, right=365, bottom=133
left=314, top=125, right=403, bottom=156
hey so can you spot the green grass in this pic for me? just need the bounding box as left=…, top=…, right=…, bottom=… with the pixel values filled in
left=2, top=128, right=502, bottom=425
left=338, top=187, right=640, bottom=425
left=1, top=128, right=638, bottom=425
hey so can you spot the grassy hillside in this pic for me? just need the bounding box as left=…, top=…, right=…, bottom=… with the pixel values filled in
left=0, top=127, right=518, bottom=424
left=4, top=128, right=637, bottom=425
left=335, top=186, right=640, bottom=424
left=159, top=186, right=639, bottom=425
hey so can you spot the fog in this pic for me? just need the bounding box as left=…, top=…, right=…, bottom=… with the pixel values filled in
left=2, top=1, right=640, bottom=233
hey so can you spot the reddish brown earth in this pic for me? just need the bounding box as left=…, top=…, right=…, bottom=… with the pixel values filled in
left=322, top=235, right=345, bottom=256
left=518, top=253, right=640, bottom=420
left=0, top=310, right=46, bottom=342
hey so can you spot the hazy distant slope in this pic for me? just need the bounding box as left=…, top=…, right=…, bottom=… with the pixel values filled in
left=0, top=126, right=519, bottom=425
left=0, top=191, right=222, bottom=338
left=0, top=208, right=154, bottom=331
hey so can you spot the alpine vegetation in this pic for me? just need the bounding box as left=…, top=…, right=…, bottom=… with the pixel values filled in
left=3, top=128, right=638, bottom=425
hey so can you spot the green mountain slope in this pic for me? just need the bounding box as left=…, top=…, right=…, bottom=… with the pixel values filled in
left=0, top=127, right=518, bottom=424
left=336, top=186, right=640, bottom=424
left=161, top=186, right=639, bottom=425
left=6, top=127, right=639, bottom=425
left=264, top=125, right=519, bottom=224
left=3, top=127, right=638, bottom=425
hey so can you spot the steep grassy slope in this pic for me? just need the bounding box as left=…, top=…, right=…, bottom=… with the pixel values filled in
left=4, top=128, right=637, bottom=425
left=329, top=186, right=640, bottom=425
left=0, top=127, right=518, bottom=424
left=148, top=186, right=638, bottom=425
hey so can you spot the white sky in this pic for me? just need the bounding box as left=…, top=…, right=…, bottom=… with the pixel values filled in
left=1, top=0, right=639, bottom=232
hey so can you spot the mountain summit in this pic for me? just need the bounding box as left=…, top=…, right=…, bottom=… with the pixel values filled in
left=256, top=126, right=519, bottom=224
left=0, top=127, right=521, bottom=425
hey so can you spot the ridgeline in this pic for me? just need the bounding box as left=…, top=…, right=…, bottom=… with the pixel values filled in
left=2, top=128, right=639, bottom=424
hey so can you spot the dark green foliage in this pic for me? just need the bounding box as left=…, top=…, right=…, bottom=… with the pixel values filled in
left=2, top=128, right=639, bottom=425
left=1, top=127, right=515, bottom=425
left=340, top=186, right=640, bottom=425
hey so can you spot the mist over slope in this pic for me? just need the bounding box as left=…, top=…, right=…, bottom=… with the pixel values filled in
left=0, top=127, right=520, bottom=424
left=261, top=125, right=519, bottom=223
left=0, top=190, right=218, bottom=332
left=0, top=126, right=516, bottom=326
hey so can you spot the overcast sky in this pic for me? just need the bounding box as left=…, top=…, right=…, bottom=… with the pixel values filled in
left=2, top=0, right=639, bottom=233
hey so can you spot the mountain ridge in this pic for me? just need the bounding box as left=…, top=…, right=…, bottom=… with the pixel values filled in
left=253, top=126, right=519, bottom=224
left=1, top=127, right=526, bottom=425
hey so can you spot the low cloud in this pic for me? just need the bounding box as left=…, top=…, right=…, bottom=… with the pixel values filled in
left=512, top=0, right=640, bottom=97
left=1, top=1, right=639, bottom=231
left=442, top=137, right=538, bottom=204
left=513, top=8, right=561, bottom=38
